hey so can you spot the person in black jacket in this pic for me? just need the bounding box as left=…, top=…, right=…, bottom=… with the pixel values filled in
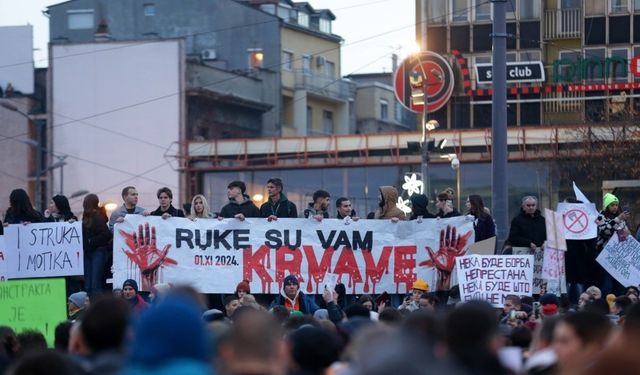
left=149, top=187, right=184, bottom=219
left=435, top=192, right=461, bottom=218
left=219, top=181, right=260, bottom=220
left=335, top=197, right=358, bottom=219
left=467, top=194, right=496, bottom=243
left=303, top=190, right=331, bottom=220
left=259, top=178, right=298, bottom=219
left=4, top=188, right=43, bottom=225
left=44, top=195, right=77, bottom=222
left=508, top=195, right=546, bottom=250
left=82, top=194, right=112, bottom=294
left=410, top=194, right=435, bottom=220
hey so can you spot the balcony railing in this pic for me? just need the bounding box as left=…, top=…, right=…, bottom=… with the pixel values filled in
left=294, top=71, right=352, bottom=101
left=544, top=8, right=582, bottom=39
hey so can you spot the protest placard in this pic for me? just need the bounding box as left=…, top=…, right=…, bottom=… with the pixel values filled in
left=0, top=236, right=6, bottom=281
left=0, top=278, right=67, bottom=346
left=4, top=222, right=84, bottom=279
left=512, top=247, right=546, bottom=294
left=545, top=208, right=567, bottom=251
left=596, top=234, right=640, bottom=287
left=542, top=245, right=567, bottom=296
left=468, top=236, right=496, bottom=255
left=455, top=254, right=534, bottom=307
left=556, top=202, right=598, bottom=240
left=113, top=215, right=475, bottom=294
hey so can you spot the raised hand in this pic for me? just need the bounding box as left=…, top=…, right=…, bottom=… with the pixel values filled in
left=119, top=222, right=177, bottom=290
left=419, top=225, right=472, bottom=291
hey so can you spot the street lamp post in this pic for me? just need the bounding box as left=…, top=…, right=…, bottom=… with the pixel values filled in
left=441, top=153, right=461, bottom=209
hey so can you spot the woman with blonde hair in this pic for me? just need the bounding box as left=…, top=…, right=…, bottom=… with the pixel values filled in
left=189, top=194, right=214, bottom=219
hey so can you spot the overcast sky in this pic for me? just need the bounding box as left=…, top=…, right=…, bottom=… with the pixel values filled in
left=0, top=0, right=416, bottom=74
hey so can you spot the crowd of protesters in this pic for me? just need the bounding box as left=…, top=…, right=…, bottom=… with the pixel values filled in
left=1, top=178, right=640, bottom=375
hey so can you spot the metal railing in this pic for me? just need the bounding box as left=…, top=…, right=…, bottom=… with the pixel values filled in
left=544, top=8, right=582, bottom=39
left=294, top=71, right=352, bottom=101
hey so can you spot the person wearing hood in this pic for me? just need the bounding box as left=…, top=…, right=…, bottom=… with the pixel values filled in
left=303, top=190, right=331, bottom=221
left=259, top=178, right=298, bottom=219
left=374, top=186, right=407, bottom=220
left=68, top=291, right=88, bottom=321
left=149, top=187, right=185, bottom=219
left=508, top=195, right=546, bottom=250
left=219, top=180, right=260, bottom=220
left=409, top=194, right=434, bottom=220
left=122, top=279, right=150, bottom=314
left=44, top=195, right=78, bottom=222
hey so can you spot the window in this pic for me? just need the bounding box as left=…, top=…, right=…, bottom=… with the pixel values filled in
left=506, top=0, right=515, bottom=19
left=609, top=16, right=630, bottom=43
left=302, top=55, right=311, bottom=75
left=634, top=46, right=640, bottom=80
left=507, top=52, right=517, bottom=62
left=635, top=0, right=640, bottom=12
left=325, top=61, right=335, bottom=79
left=143, top=3, right=155, bottom=16
left=555, top=51, right=580, bottom=82
left=277, top=5, right=292, bottom=21
left=298, top=12, right=309, bottom=27
left=451, top=0, right=469, bottom=22
left=427, top=1, right=446, bottom=23
left=474, top=0, right=491, bottom=21
left=584, top=48, right=606, bottom=81
left=380, top=99, right=389, bottom=120
left=560, top=0, right=581, bottom=9
left=323, top=110, right=334, bottom=134
left=520, top=0, right=540, bottom=19
left=319, top=18, right=331, bottom=33
left=585, top=0, right=606, bottom=15
left=520, top=50, right=541, bottom=61
left=610, top=48, right=629, bottom=82
left=248, top=49, right=264, bottom=69
left=283, top=51, right=293, bottom=71
left=611, top=0, right=629, bottom=13
left=67, top=9, right=94, bottom=30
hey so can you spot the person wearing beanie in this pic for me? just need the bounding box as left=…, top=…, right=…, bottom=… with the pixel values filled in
left=269, top=275, right=343, bottom=324
left=539, top=293, right=560, bottom=317
left=235, top=280, right=250, bottom=299
left=68, top=291, right=88, bottom=321
left=596, top=193, right=629, bottom=295
left=121, top=295, right=212, bottom=375
left=398, top=278, right=429, bottom=312
left=219, top=180, right=261, bottom=220
left=122, top=279, right=149, bottom=314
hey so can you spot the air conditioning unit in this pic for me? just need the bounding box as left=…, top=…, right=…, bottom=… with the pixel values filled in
left=316, top=56, right=326, bottom=67
left=201, top=49, right=217, bottom=61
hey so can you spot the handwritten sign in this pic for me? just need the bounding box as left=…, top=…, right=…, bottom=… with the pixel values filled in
left=542, top=245, right=567, bottom=296
left=557, top=203, right=598, bottom=240
left=545, top=208, right=567, bottom=251
left=0, top=278, right=67, bottom=346
left=455, top=255, right=534, bottom=307
left=113, top=215, right=475, bottom=294
left=4, top=222, right=84, bottom=279
left=0, top=236, right=6, bottom=281
left=596, top=234, right=640, bottom=287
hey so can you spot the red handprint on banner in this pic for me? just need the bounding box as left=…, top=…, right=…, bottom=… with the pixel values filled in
left=119, top=222, right=177, bottom=291
left=419, top=225, right=472, bottom=291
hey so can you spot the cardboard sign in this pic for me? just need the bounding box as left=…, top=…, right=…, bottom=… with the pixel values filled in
left=596, top=234, right=640, bottom=287
left=468, top=236, right=497, bottom=255
left=0, top=278, right=67, bottom=346
left=542, top=245, right=567, bottom=296
left=455, top=254, right=534, bottom=307
left=4, top=222, right=84, bottom=279
left=557, top=203, right=598, bottom=240
left=545, top=208, right=567, bottom=251
left=113, top=215, right=475, bottom=294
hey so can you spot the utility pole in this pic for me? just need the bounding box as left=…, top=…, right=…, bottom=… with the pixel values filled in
left=420, top=0, right=430, bottom=198
left=492, top=0, right=509, bottom=251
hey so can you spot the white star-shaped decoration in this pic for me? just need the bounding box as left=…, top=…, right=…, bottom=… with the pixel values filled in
left=396, top=197, right=413, bottom=214
left=402, top=173, right=423, bottom=196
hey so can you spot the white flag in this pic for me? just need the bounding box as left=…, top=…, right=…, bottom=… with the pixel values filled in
left=572, top=181, right=591, bottom=204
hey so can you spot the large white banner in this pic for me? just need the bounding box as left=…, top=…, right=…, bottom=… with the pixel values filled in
left=455, top=254, right=534, bottom=307
left=596, top=233, right=640, bottom=287
left=4, top=222, right=84, bottom=279
left=556, top=203, right=598, bottom=240
left=113, top=215, right=475, bottom=294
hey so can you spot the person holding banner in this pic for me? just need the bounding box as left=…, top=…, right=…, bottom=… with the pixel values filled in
left=149, top=187, right=185, bottom=219
left=596, top=193, right=629, bottom=296
left=3, top=188, right=43, bottom=225
left=219, top=181, right=261, bottom=220
left=374, top=186, right=407, bottom=220
left=44, top=195, right=77, bottom=222
left=109, top=186, right=145, bottom=231
left=303, top=190, right=331, bottom=221
left=259, top=178, right=298, bottom=220
left=188, top=194, right=214, bottom=219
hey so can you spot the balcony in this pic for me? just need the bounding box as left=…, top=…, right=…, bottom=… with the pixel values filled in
left=544, top=8, right=582, bottom=39
left=294, top=71, right=352, bottom=101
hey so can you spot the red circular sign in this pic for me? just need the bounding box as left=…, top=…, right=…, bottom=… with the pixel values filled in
left=393, top=51, right=455, bottom=114
left=563, top=209, right=588, bottom=234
